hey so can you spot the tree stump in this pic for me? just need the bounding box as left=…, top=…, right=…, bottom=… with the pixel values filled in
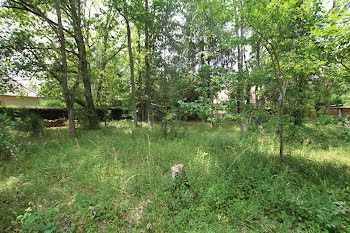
left=171, top=164, right=186, bottom=179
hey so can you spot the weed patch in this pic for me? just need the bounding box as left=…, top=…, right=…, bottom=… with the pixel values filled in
left=1, top=121, right=350, bottom=232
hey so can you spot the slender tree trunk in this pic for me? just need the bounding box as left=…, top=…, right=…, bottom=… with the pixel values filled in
left=240, top=1, right=246, bottom=132
left=235, top=0, right=244, bottom=135
left=254, top=86, right=259, bottom=123
left=279, top=87, right=285, bottom=170
left=55, top=0, right=76, bottom=137
left=96, top=60, right=106, bottom=105
left=261, top=37, right=286, bottom=170
left=145, top=0, right=152, bottom=127
left=137, top=31, right=145, bottom=122
left=139, top=71, right=144, bottom=122
left=96, top=76, right=103, bottom=104
left=277, top=80, right=286, bottom=170
left=255, top=41, right=261, bottom=124
left=162, top=71, right=168, bottom=137
left=125, top=16, right=138, bottom=127
left=97, top=36, right=108, bottom=105
left=69, top=0, right=98, bottom=129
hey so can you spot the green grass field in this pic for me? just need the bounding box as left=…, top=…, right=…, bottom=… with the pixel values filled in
left=1, top=121, right=350, bottom=232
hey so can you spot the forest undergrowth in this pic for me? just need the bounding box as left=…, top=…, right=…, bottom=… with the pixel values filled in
left=1, top=120, right=350, bottom=232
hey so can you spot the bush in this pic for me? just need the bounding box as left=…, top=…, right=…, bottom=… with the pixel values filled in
left=316, top=115, right=339, bottom=125
left=16, top=109, right=45, bottom=135
left=0, top=113, right=16, bottom=160
left=75, top=107, right=102, bottom=129
left=74, top=107, right=90, bottom=129
left=39, top=99, right=65, bottom=108
left=12, top=205, right=60, bottom=232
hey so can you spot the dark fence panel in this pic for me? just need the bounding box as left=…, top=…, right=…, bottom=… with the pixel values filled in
left=96, top=108, right=124, bottom=121
left=31, top=108, right=67, bottom=119
left=326, top=107, right=350, bottom=118
left=0, top=107, right=125, bottom=121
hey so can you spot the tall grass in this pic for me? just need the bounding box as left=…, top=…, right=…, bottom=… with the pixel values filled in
left=0, top=121, right=349, bottom=232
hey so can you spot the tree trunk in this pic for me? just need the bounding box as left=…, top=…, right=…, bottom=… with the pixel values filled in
left=125, top=15, right=138, bottom=127
left=69, top=0, right=98, bottom=129
left=67, top=103, right=76, bottom=136
left=55, top=0, right=76, bottom=137
left=279, top=89, right=285, bottom=170
left=235, top=0, right=244, bottom=135
left=145, top=0, right=152, bottom=127
left=260, top=36, right=286, bottom=170
left=139, top=70, right=145, bottom=122
left=96, top=76, right=103, bottom=104
left=162, top=53, right=168, bottom=136
left=255, top=41, right=260, bottom=124
left=137, top=31, right=145, bottom=122
left=97, top=36, right=108, bottom=105
left=162, top=75, right=168, bottom=137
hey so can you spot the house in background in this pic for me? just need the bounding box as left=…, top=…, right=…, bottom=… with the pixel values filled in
left=0, top=91, right=42, bottom=107
left=327, top=105, right=350, bottom=118
left=1, top=78, right=43, bottom=107
left=0, top=83, right=44, bottom=107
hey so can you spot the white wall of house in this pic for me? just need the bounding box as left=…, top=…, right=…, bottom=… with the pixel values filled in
left=0, top=95, right=42, bottom=106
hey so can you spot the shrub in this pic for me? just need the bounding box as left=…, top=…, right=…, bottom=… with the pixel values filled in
left=16, top=109, right=45, bottom=135
left=316, top=115, right=339, bottom=125
left=39, top=99, right=65, bottom=108
left=74, top=107, right=90, bottom=129
left=0, top=113, right=16, bottom=160
left=12, top=206, right=60, bottom=232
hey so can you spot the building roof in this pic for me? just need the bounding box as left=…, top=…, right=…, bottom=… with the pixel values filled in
left=0, top=79, right=42, bottom=98
left=1, top=90, right=41, bottom=98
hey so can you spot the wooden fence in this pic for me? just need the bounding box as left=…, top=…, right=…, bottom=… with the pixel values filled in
left=326, top=107, right=350, bottom=118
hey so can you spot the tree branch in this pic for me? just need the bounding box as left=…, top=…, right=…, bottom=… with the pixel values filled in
left=340, top=59, right=350, bottom=73
left=5, top=0, right=73, bottom=37
left=106, top=45, right=127, bottom=63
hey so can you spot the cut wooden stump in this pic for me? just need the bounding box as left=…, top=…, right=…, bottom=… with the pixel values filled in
left=171, top=164, right=187, bottom=180
left=171, top=164, right=191, bottom=191
left=44, top=118, right=67, bottom=127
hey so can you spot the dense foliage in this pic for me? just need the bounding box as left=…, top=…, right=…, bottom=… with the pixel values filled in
left=0, top=113, right=15, bottom=160
left=1, top=0, right=348, bottom=127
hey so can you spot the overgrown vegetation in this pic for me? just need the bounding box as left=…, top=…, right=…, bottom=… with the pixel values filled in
left=1, top=0, right=350, bottom=231
left=16, top=110, right=45, bottom=136
left=1, top=121, right=349, bottom=232
left=0, top=113, right=16, bottom=160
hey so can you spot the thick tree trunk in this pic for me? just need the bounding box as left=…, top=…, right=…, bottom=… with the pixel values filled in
left=145, top=0, right=152, bottom=127
left=67, top=103, right=76, bottom=136
left=69, top=0, right=98, bottom=129
left=125, top=16, right=138, bottom=127
left=80, top=44, right=98, bottom=129
left=55, top=0, right=76, bottom=137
